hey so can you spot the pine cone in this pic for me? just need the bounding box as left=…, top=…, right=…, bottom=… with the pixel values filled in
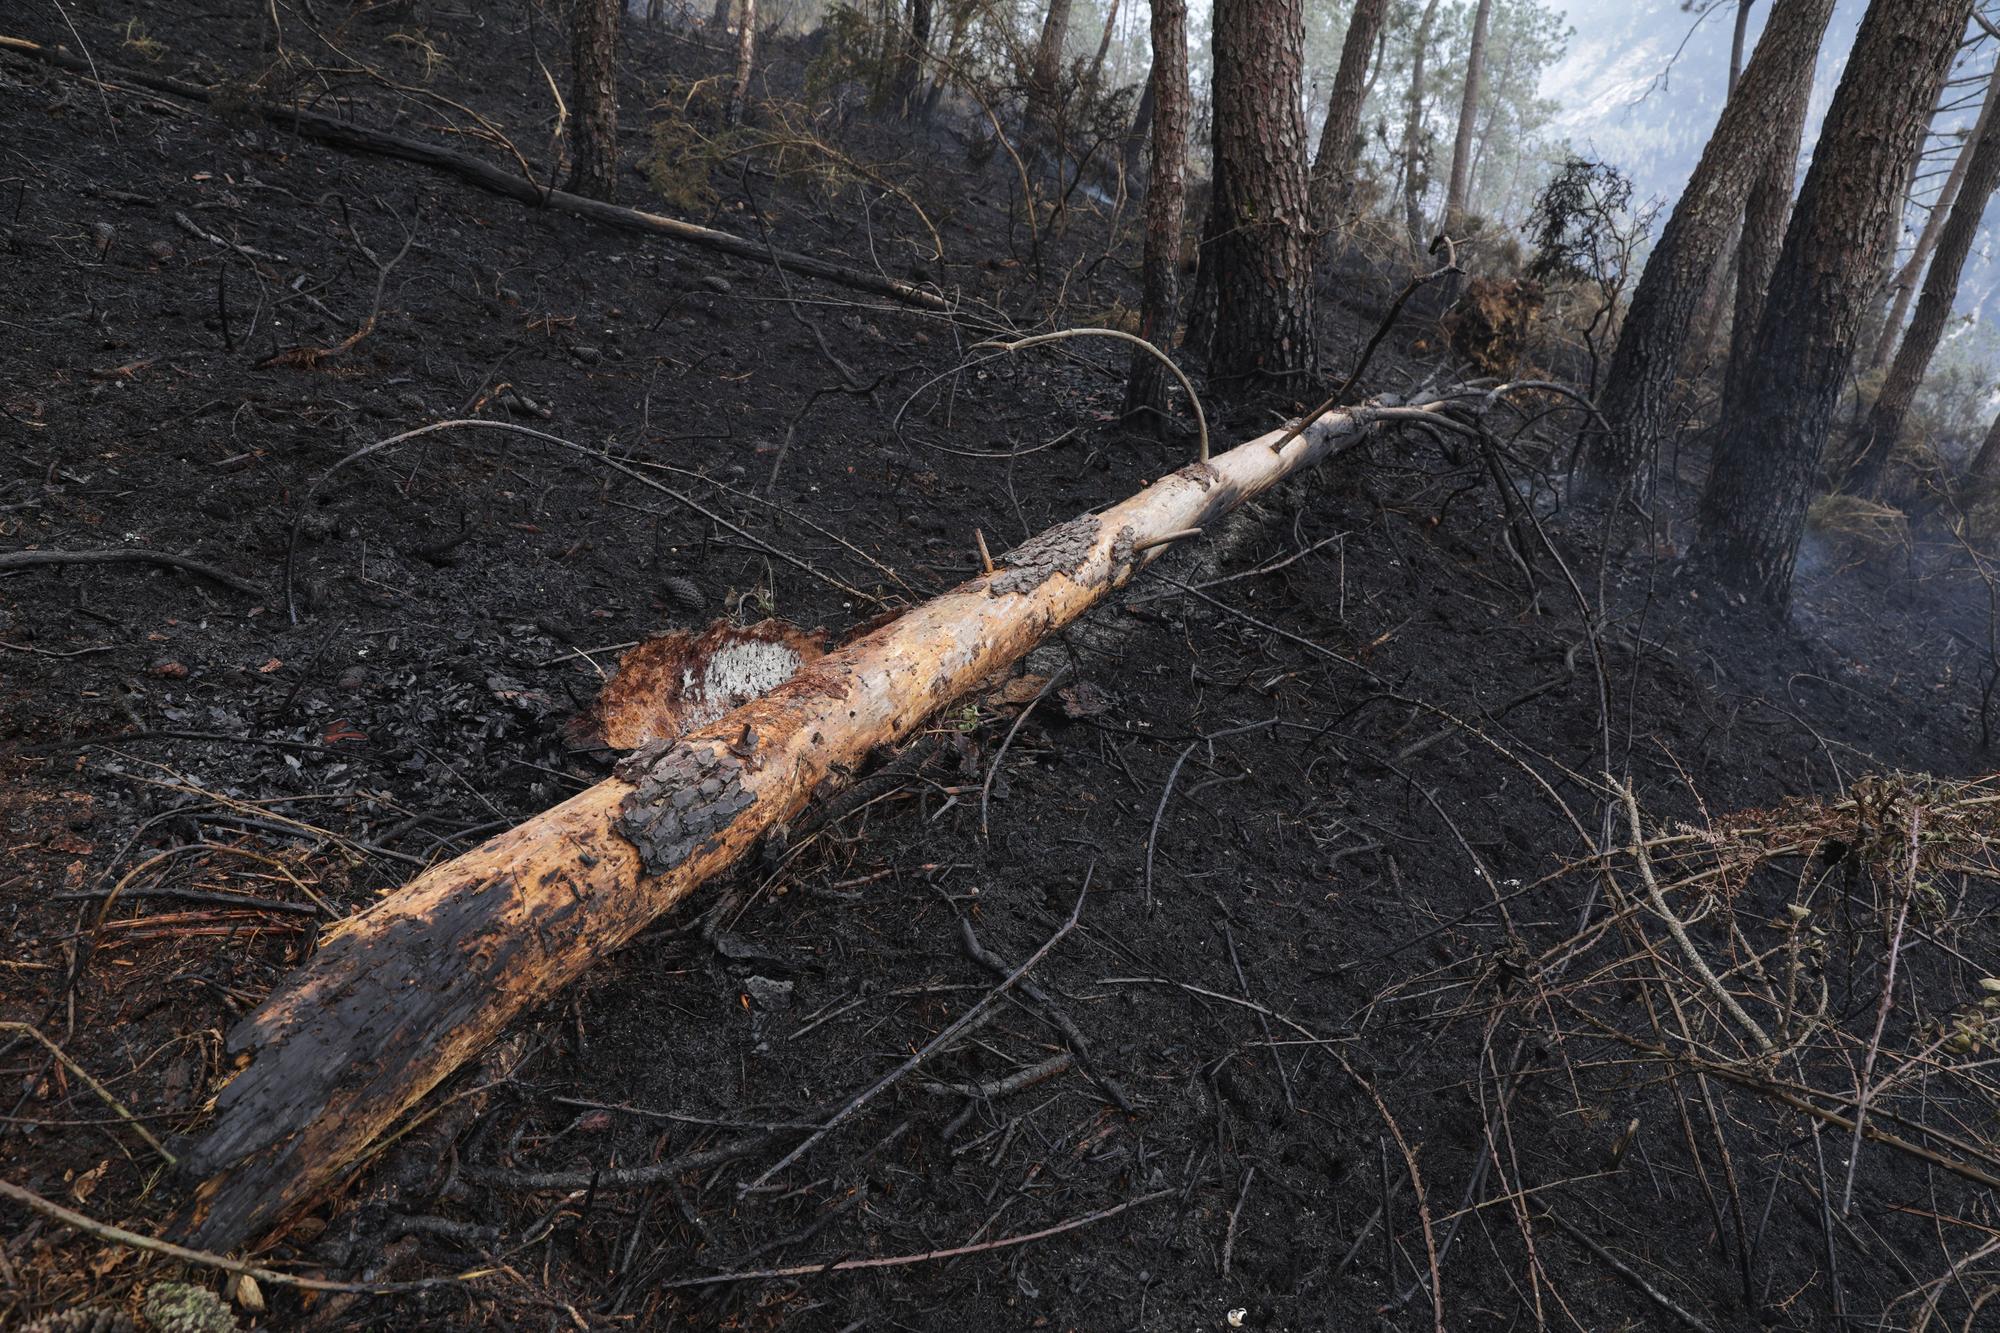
left=661, top=575, right=706, bottom=614
left=139, top=1284, right=238, bottom=1333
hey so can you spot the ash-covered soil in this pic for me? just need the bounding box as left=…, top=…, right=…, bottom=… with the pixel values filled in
left=3, top=4, right=1997, bottom=1330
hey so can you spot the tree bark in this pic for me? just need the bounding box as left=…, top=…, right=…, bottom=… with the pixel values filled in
left=1123, top=0, right=1189, bottom=425
left=1025, top=0, right=1075, bottom=130
left=1585, top=0, right=1837, bottom=485
left=1866, top=56, right=2000, bottom=373
left=1401, top=0, right=1442, bottom=252
left=1310, top=0, right=1390, bottom=240
left=1122, top=60, right=1157, bottom=184
left=1207, top=0, right=1317, bottom=385
left=725, top=0, right=757, bottom=125
left=164, top=391, right=1452, bottom=1252
left=1696, top=0, right=1973, bottom=604
left=1441, top=0, right=1494, bottom=234
left=711, top=0, right=732, bottom=28
left=892, top=0, right=933, bottom=112
left=1681, top=0, right=1766, bottom=375
left=1971, top=408, right=2000, bottom=480
left=1845, top=59, right=2000, bottom=494
left=566, top=0, right=621, bottom=202
left=1084, top=0, right=1121, bottom=93
left=1730, top=0, right=1756, bottom=91
left=1720, top=52, right=1815, bottom=415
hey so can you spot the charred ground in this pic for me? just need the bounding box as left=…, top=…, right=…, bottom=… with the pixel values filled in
left=2, top=5, right=1998, bottom=1330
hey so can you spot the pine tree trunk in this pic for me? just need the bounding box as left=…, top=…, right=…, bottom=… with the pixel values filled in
left=711, top=0, right=732, bottom=29
left=1696, top=0, right=1972, bottom=604
left=648, top=0, right=664, bottom=25
left=1442, top=0, right=1494, bottom=234
left=1585, top=0, right=1837, bottom=485
left=1846, top=63, right=2000, bottom=494
left=1729, top=0, right=1755, bottom=90
left=566, top=0, right=622, bottom=202
left=921, top=0, right=972, bottom=121
left=1123, top=65, right=1157, bottom=185
left=1207, top=0, right=1317, bottom=385
left=1681, top=1, right=1761, bottom=378
left=1084, top=0, right=1121, bottom=93
left=1123, top=0, right=1189, bottom=425
left=1720, top=56, right=1815, bottom=415
left=1310, top=0, right=1390, bottom=238
left=726, top=0, right=757, bottom=125
left=1867, top=58, right=2000, bottom=373
left=1972, top=409, right=2000, bottom=480
left=1401, top=0, right=1442, bottom=252
left=892, top=0, right=932, bottom=112
left=1025, top=0, right=1074, bottom=130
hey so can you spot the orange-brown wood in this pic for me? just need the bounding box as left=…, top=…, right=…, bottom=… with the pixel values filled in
left=168, top=398, right=1418, bottom=1250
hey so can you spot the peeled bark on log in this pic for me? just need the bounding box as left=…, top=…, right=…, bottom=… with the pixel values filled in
left=164, top=394, right=1435, bottom=1252
left=0, top=34, right=949, bottom=314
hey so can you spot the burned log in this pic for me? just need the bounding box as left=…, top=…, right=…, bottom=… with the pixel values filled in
left=164, top=396, right=1436, bottom=1252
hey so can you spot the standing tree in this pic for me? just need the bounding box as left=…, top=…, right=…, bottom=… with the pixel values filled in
left=1583, top=0, right=1837, bottom=485
left=1310, top=0, right=1391, bottom=240
left=566, top=0, right=622, bottom=202
left=1697, top=0, right=1973, bottom=603
left=1123, top=0, right=1190, bottom=425
left=1719, top=48, right=1817, bottom=417
left=1400, top=0, right=1443, bottom=250
left=892, top=0, right=934, bottom=113
left=1025, top=0, right=1075, bottom=130
left=1207, top=0, right=1317, bottom=385
left=1866, top=55, right=2000, bottom=372
left=1441, top=0, right=1495, bottom=233
left=1844, top=58, right=2000, bottom=493
left=725, top=0, right=758, bottom=126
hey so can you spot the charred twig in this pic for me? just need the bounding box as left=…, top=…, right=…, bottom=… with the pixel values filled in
left=1543, top=1207, right=1719, bottom=1333
left=920, top=1050, right=1073, bottom=1099
left=0, top=1024, right=174, bottom=1164
left=0, top=1178, right=490, bottom=1295
left=739, top=877, right=1091, bottom=1195
left=661, top=1189, right=1172, bottom=1287
left=283, top=419, right=880, bottom=623
left=0, top=547, right=259, bottom=596
left=960, top=914, right=1134, bottom=1114
left=980, top=665, right=1068, bottom=839
left=975, top=329, right=1208, bottom=461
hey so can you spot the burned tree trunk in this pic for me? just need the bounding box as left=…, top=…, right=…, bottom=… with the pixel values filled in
left=1025, top=0, right=1075, bottom=130
left=1845, top=60, right=2000, bottom=495
left=1310, top=0, right=1390, bottom=241
left=892, top=0, right=933, bottom=113
left=1696, top=0, right=1973, bottom=603
left=1122, top=0, right=1189, bottom=425
left=1719, top=61, right=1815, bottom=418
left=165, top=395, right=1446, bottom=1253
left=1585, top=0, right=1836, bottom=486
left=1401, top=0, right=1442, bottom=252
left=1441, top=0, right=1494, bottom=235
left=566, top=0, right=621, bottom=202
left=1207, top=0, right=1317, bottom=386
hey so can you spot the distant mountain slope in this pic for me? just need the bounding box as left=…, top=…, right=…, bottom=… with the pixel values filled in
left=1543, top=0, right=1998, bottom=323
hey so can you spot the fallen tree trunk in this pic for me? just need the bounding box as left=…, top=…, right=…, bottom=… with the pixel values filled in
left=162, top=393, right=1432, bottom=1252
left=0, top=34, right=950, bottom=313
